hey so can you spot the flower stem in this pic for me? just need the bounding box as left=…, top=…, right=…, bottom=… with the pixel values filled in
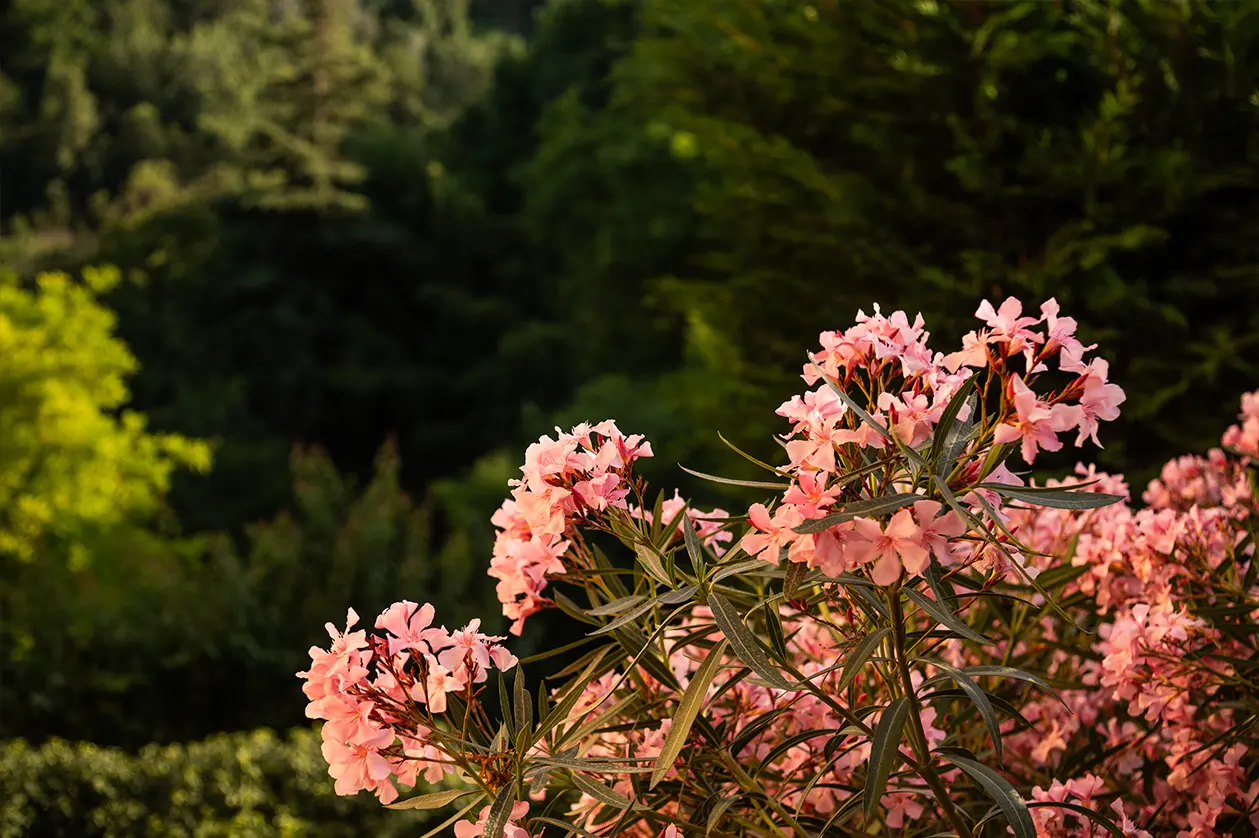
left=888, top=589, right=976, bottom=838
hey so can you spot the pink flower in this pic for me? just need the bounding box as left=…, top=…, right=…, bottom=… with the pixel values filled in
left=741, top=503, right=805, bottom=564
left=1040, top=298, right=1095, bottom=372
left=438, top=619, right=517, bottom=681
left=912, top=500, right=967, bottom=565
left=994, top=375, right=1082, bottom=463
left=375, top=601, right=451, bottom=658
left=847, top=509, right=929, bottom=584
left=322, top=726, right=396, bottom=800
left=1074, top=359, right=1126, bottom=447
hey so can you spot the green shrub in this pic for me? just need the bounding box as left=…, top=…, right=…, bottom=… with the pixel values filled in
left=0, top=728, right=435, bottom=838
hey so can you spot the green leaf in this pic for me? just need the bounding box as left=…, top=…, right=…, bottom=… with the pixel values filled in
left=904, top=587, right=991, bottom=645
left=497, top=672, right=513, bottom=739
left=976, top=484, right=1125, bottom=510
left=707, top=795, right=739, bottom=834
left=385, top=788, right=478, bottom=811
left=541, top=755, right=656, bottom=774
left=651, top=638, right=729, bottom=788
left=1033, top=562, right=1090, bottom=592
left=710, top=557, right=771, bottom=584
left=589, top=597, right=659, bottom=636
left=793, top=493, right=921, bottom=535
left=706, top=592, right=794, bottom=690
left=919, top=658, right=1002, bottom=761
left=765, top=605, right=788, bottom=660
left=553, top=592, right=602, bottom=625
left=586, top=595, right=649, bottom=617
left=783, top=560, right=808, bottom=598
left=928, top=376, right=978, bottom=469
left=634, top=543, right=674, bottom=586
left=570, top=771, right=632, bottom=809
left=864, top=698, right=910, bottom=824
left=514, top=665, right=533, bottom=736
left=649, top=489, right=666, bottom=542
left=680, top=463, right=790, bottom=491
left=938, top=752, right=1036, bottom=838
left=958, top=665, right=1067, bottom=706
left=682, top=514, right=707, bottom=579
left=658, top=584, right=699, bottom=606
left=482, top=782, right=518, bottom=838
left=839, top=627, right=892, bottom=692
left=529, top=816, right=606, bottom=838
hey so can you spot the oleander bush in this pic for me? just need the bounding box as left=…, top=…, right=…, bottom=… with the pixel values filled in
left=298, top=296, right=1259, bottom=837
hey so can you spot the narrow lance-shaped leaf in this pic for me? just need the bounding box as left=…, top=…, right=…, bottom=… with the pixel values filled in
left=904, top=587, right=991, bottom=645
left=918, top=657, right=1003, bottom=761
left=839, top=627, right=892, bottom=692
left=650, top=639, right=729, bottom=788
left=570, top=771, right=632, bottom=809
left=413, top=796, right=488, bottom=838
left=864, top=698, right=910, bottom=824
left=634, top=543, right=674, bottom=586
left=710, top=557, right=772, bottom=584
left=680, top=463, right=790, bottom=491
left=658, top=585, right=699, bottom=606
left=514, top=665, right=532, bottom=735
left=706, top=592, right=794, bottom=690
left=783, top=559, right=808, bottom=598
left=936, top=384, right=980, bottom=478
left=707, top=795, right=739, bottom=835
left=959, top=665, right=1067, bottom=707
left=928, top=375, right=978, bottom=471
left=937, top=752, right=1036, bottom=838
left=535, top=649, right=611, bottom=744
left=586, top=595, right=648, bottom=617
left=794, top=493, right=921, bottom=535
left=385, top=788, right=479, bottom=811
left=977, top=483, right=1125, bottom=510
left=497, top=672, right=513, bottom=739
left=481, top=782, right=518, bottom=838
left=589, top=596, right=661, bottom=637
left=682, top=514, right=707, bottom=579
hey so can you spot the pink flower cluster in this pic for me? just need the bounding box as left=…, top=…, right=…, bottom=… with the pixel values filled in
left=740, top=298, right=1124, bottom=586
left=1223, top=388, right=1259, bottom=459
left=490, top=421, right=652, bottom=634
left=297, top=602, right=517, bottom=804
left=990, top=395, right=1259, bottom=836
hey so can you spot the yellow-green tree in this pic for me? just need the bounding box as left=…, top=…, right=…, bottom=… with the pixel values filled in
left=0, top=265, right=210, bottom=565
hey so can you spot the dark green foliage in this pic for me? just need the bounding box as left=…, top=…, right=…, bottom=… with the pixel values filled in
left=0, top=728, right=437, bottom=837
left=615, top=0, right=1259, bottom=484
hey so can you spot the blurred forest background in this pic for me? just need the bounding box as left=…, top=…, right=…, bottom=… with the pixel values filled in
left=3, top=0, right=1259, bottom=833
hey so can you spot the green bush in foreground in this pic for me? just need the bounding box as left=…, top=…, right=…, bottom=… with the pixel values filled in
left=0, top=728, right=435, bottom=838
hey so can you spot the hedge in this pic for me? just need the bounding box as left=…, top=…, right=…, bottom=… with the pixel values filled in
left=0, top=728, right=435, bottom=838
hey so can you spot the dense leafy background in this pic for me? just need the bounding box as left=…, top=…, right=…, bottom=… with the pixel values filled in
left=2, top=0, right=1259, bottom=830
